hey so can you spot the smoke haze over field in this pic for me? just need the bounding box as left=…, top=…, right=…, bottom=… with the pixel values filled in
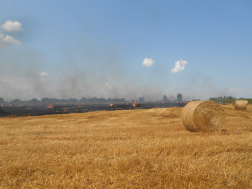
left=0, top=1, right=251, bottom=101
left=0, top=57, right=231, bottom=102
left=0, top=31, right=242, bottom=102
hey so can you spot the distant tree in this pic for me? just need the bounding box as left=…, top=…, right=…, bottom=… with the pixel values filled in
left=68, top=98, right=78, bottom=102
left=41, top=98, right=61, bottom=102
left=79, top=97, right=87, bottom=102
left=177, top=93, right=182, bottom=101
left=100, top=98, right=106, bottom=102
left=31, top=98, right=39, bottom=103
left=0, top=97, right=4, bottom=103
left=139, top=97, right=144, bottom=102
left=41, top=98, right=50, bottom=102
left=10, top=99, right=22, bottom=103
left=59, top=99, right=68, bottom=102
left=163, top=95, right=168, bottom=102
left=114, top=98, right=120, bottom=102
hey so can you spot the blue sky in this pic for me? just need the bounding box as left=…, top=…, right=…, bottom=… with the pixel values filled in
left=0, top=0, right=251, bottom=101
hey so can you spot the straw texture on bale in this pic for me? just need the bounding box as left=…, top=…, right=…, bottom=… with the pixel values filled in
left=181, top=101, right=225, bottom=132
left=233, top=100, right=248, bottom=110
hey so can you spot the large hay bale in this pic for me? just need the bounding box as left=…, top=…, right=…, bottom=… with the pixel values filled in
left=181, top=101, right=225, bottom=132
left=233, top=100, right=248, bottom=110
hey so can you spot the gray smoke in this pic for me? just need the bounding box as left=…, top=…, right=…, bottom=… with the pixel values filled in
left=0, top=25, right=229, bottom=102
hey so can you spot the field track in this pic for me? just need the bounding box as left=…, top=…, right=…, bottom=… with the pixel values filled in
left=0, top=104, right=252, bottom=188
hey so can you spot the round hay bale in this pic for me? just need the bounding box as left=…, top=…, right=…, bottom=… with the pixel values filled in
left=233, top=100, right=248, bottom=110
left=181, top=101, right=225, bottom=132
left=232, top=101, right=236, bottom=106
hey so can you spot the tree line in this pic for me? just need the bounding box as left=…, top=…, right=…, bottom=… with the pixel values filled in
left=209, top=96, right=237, bottom=100
left=0, top=97, right=146, bottom=103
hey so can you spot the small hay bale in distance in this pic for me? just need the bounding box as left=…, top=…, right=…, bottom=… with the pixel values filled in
left=181, top=101, right=225, bottom=132
left=233, top=100, right=248, bottom=110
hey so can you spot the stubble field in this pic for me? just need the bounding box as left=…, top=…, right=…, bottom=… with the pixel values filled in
left=0, top=104, right=252, bottom=188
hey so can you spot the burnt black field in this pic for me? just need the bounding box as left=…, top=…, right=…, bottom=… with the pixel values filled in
left=0, top=102, right=186, bottom=117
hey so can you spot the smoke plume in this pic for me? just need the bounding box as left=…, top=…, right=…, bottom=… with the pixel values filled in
left=0, top=20, right=228, bottom=102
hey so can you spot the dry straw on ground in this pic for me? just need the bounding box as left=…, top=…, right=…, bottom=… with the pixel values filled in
left=233, top=100, right=249, bottom=110
left=181, top=100, right=226, bottom=132
left=0, top=105, right=252, bottom=188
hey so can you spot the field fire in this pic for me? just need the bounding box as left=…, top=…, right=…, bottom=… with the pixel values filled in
left=0, top=101, right=186, bottom=117
left=1, top=0, right=251, bottom=187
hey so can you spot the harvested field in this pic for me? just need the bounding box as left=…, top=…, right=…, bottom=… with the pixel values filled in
left=0, top=104, right=252, bottom=188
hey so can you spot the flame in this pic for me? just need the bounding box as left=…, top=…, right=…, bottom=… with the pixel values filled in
left=185, top=101, right=189, bottom=104
left=20, top=105, right=22, bottom=107
left=9, top=104, right=12, bottom=106
left=162, top=102, right=165, bottom=104
left=47, top=104, right=53, bottom=108
left=110, top=104, right=113, bottom=106
left=133, top=102, right=137, bottom=107
left=0, top=105, right=3, bottom=107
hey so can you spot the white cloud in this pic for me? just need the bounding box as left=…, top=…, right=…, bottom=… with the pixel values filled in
left=142, top=58, right=155, bottom=67
left=0, top=30, right=21, bottom=46
left=171, top=59, right=188, bottom=73
left=1, top=20, right=23, bottom=32
left=40, top=72, right=48, bottom=76
left=2, top=35, right=21, bottom=44
left=105, top=82, right=112, bottom=89
left=0, top=20, right=23, bottom=47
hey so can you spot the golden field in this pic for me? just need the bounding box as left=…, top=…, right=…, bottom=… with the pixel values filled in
left=0, top=104, right=252, bottom=188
